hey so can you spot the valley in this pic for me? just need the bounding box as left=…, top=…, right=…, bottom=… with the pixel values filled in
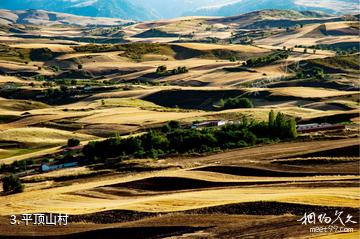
left=0, top=7, right=359, bottom=239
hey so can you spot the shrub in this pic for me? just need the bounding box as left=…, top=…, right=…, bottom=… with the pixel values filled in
left=168, top=121, right=181, bottom=129
left=223, top=98, right=253, bottom=109
left=67, top=138, right=80, bottom=147
left=51, top=65, right=60, bottom=72
left=83, top=141, right=97, bottom=160
left=2, top=175, right=24, bottom=194
left=29, top=48, right=54, bottom=61
left=229, top=56, right=237, bottom=62
left=156, top=65, right=167, bottom=73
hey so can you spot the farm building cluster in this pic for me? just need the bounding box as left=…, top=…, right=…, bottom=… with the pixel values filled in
left=296, top=123, right=345, bottom=133
left=191, top=120, right=345, bottom=134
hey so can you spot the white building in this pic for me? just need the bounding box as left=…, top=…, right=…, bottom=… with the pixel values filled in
left=41, top=162, right=79, bottom=172
left=297, top=123, right=331, bottom=131
left=192, top=120, right=228, bottom=129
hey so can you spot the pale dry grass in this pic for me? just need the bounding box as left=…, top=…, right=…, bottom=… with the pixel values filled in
left=351, top=117, right=360, bottom=123
left=310, top=231, right=360, bottom=239
left=0, top=75, right=27, bottom=83
left=324, top=21, right=357, bottom=31
left=168, top=170, right=360, bottom=183
left=0, top=146, right=61, bottom=165
left=0, top=114, right=79, bottom=130
left=76, top=107, right=206, bottom=125
left=24, top=166, right=92, bottom=180
left=0, top=149, right=11, bottom=158
left=0, top=127, right=97, bottom=145
left=256, top=23, right=322, bottom=46
left=0, top=183, right=358, bottom=215
left=213, top=107, right=344, bottom=122
left=142, top=54, right=176, bottom=61
left=98, top=98, right=161, bottom=108
left=9, top=43, right=74, bottom=53
left=125, top=37, right=181, bottom=43
left=269, top=87, right=359, bottom=98
left=0, top=61, right=38, bottom=71
left=175, top=43, right=268, bottom=53
left=0, top=98, right=48, bottom=112
left=256, top=23, right=360, bottom=47
left=158, top=63, right=290, bottom=87
left=56, top=51, right=125, bottom=60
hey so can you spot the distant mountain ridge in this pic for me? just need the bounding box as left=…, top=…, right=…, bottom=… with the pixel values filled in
left=0, top=9, right=133, bottom=26
left=185, top=0, right=360, bottom=17
left=207, top=9, right=346, bottom=29
left=0, top=0, right=158, bottom=21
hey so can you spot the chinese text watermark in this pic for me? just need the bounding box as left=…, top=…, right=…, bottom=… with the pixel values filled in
left=10, top=213, right=68, bottom=226
left=298, top=211, right=357, bottom=234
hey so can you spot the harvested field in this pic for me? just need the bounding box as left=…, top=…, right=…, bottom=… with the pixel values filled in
left=0, top=127, right=96, bottom=146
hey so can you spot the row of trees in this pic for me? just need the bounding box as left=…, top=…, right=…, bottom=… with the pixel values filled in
left=0, top=159, right=35, bottom=174
left=295, top=44, right=359, bottom=56
left=44, top=84, right=82, bottom=97
left=268, top=110, right=297, bottom=139
left=83, top=111, right=297, bottom=161
left=243, top=51, right=289, bottom=67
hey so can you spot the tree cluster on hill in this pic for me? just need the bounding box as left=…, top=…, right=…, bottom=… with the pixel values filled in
left=0, top=159, right=35, bottom=174
left=73, top=43, right=167, bottom=61
left=83, top=111, right=297, bottom=161
left=44, top=86, right=70, bottom=97
left=296, top=66, right=326, bottom=79
left=156, top=66, right=189, bottom=76
left=220, top=97, right=254, bottom=109
left=29, top=48, right=56, bottom=61
left=295, top=44, right=359, bottom=55
left=2, top=174, right=24, bottom=194
left=0, top=44, right=27, bottom=59
left=67, top=138, right=80, bottom=147
left=243, top=51, right=289, bottom=67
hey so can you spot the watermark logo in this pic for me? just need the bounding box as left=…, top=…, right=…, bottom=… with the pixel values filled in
left=10, top=213, right=68, bottom=226
left=298, top=211, right=357, bottom=233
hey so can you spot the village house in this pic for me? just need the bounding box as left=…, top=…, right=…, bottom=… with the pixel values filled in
left=192, top=120, right=229, bottom=129
left=41, top=162, right=79, bottom=173
left=297, top=123, right=345, bottom=133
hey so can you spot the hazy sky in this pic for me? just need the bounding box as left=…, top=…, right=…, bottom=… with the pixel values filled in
left=0, top=0, right=357, bottom=20
left=133, top=0, right=236, bottom=18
